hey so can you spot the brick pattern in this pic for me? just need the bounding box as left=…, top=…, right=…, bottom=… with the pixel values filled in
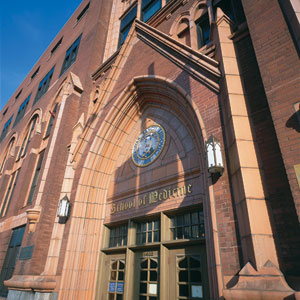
left=241, top=0, right=300, bottom=222
left=235, top=33, right=300, bottom=276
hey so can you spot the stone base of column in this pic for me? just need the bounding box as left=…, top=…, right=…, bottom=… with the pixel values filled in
left=223, top=261, right=298, bottom=300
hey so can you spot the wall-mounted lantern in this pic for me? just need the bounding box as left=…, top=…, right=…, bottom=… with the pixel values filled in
left=206, top=135, right=224, bottom=175
left=57, top=195, right=71, bottom=222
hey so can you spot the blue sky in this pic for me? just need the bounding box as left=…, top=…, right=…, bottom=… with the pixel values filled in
left=0, top=0, right=83, bottom=111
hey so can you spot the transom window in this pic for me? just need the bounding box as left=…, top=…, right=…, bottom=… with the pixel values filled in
left=136, top=220, right=160, bottom=244
left=109, top=224, right=128, bottom=247
left=15, top=89, right=22, bottom=101
left=51, top=37, right=63, bottom=55
left=170, top=211, right=204, bottom=240
left=77, top=2, right=90, bottom=23
left=60, top=35, right=82, bottom=76
left=31, top=67, right=40, bottom=80
left=108, top=259, right=126, bottom=300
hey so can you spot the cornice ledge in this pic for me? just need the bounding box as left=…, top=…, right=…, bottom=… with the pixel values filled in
left=91, top=49, right=121, bottom=81
left=148, top=0, right=188, bottom=27
left=135, top=19, right=221, bottom=93
left=4, top=275, right=56, bottom=292
left=215, top=7, right=234, bottom=26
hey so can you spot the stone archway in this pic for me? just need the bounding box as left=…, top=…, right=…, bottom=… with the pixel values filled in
left=59, top=76, right=221, bottom=299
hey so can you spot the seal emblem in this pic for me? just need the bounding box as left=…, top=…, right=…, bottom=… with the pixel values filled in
left=132, top=125, right=165, bottom=167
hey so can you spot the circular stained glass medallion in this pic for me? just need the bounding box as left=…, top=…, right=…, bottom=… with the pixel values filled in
left=132, top=125, right=166, bottom=167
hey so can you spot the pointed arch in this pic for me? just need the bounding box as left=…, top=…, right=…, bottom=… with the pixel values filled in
left=59, top=76, right=222, bottom=298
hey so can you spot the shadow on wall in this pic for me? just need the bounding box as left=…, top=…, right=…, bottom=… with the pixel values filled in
left=286, top=110, right=300, bottom=133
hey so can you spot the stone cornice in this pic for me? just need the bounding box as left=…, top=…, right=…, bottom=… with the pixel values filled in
left=5, top=275, right=56, bottom=292
left=148, top=0, right=188, bottom=27
left=92, top=49, right=120, bottom=81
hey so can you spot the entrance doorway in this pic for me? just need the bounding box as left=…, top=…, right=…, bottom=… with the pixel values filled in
left=169, top=245, right=209, bottom=300
left=134, top=250, right=159, bottom=300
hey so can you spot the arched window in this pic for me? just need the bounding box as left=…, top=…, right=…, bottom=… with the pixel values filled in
left=194, top=4, right=210, bottom=49
left=45, top=103, right=59, bottom=138
left=177, top=18, right=191, bottom=47
left=0, top=137, right=15, bottom=174
left=17, top=115, right=39, bottom=161
left=170, top=3, right=211, bottom=50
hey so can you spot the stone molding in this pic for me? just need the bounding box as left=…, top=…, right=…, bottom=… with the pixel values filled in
left=135, top=19, right=221, bottom=92
left=223, top=261, right=298, bottom=300
left=26, top=206, right=41, bottom=233
left=4, top=275, right=56, bottom=292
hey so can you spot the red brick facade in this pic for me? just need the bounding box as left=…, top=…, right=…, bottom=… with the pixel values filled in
left=0, top=0, right=299, bottom=299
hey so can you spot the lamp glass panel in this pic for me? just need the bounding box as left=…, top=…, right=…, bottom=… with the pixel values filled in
left=207, top=143, right=215, bottom=167
left=215, top=143, right=223, bottom=167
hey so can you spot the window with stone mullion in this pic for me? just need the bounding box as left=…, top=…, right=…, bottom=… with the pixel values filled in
left=136, top=220, right=160, bottom=244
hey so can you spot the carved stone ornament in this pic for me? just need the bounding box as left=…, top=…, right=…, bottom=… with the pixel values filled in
left=26, top=206, right=41, bottom=232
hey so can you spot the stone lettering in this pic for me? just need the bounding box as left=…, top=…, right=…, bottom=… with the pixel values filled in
left=110, top=183, right=193, bottom=215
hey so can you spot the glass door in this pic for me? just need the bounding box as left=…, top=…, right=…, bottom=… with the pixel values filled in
left=134, top=250, right=159, bottom=300
left=169, top=245, right=209, bottom=300
left=108, top=258, right=126, bottom=300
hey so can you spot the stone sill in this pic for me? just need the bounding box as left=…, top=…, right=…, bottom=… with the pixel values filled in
left=4, top=275, right=56, bottom=292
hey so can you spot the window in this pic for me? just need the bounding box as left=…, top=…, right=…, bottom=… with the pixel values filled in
left=139, top=257, right=159, bottom=300
left=60, top=35, right=82, bottom=76
left=216, top=0, right=234, bottom=21
left=177, top=255, right=203, bottom=299
left=137, top=220, right=160, bottom=244
left=31, top=67, right=40, bottom=80
left=118, top=5, right=137, bottom=47
left=51, top=37, right=63, bottom=55
left=196, top=15, right=210, bottom=49
left=77, top=2, right=90, bottom=22
left=109, top=224, right=128, bottom=247
left=13, top=94, right=31, bottom=127
left=26, top=150, right=45, bottom=205
left=0, top=115, right=13, bottom=142
left=170, top=211, right=205, bottom=240
left=142, top=0, right=162, bottom=22
left=17, top=115, right=38, bottom=161
left=177, top=19, right=191, bottom=47
left=0, top=138, right=15, bottom=174
left=45, top=103, right=58, bottom=138
left=0, top=226, right=25, bottom=297
left=34, top=66, right=55, bottom=104
left=2, top=107, right=8, bottom=116
left=108, top=259, right=126, bottom=300
left=0, top=169, right=20, bottom=217
left=15, top=89, right=22, bottom=101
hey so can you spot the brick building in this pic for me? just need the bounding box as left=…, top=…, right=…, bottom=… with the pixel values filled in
left=0, top=0, right=300, bottom=299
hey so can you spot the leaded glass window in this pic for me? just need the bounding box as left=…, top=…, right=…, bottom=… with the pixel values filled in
left=177, top=255, right=203, bottom=299
left=108, top=259, right=126, bottom=300
left=109, top=224, right=128, bottom=247
left=139, top=257, right=159, bottom=300
left=137, top=220, right=160, bottom=244
left=170, top=211, right=204, bottom=240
